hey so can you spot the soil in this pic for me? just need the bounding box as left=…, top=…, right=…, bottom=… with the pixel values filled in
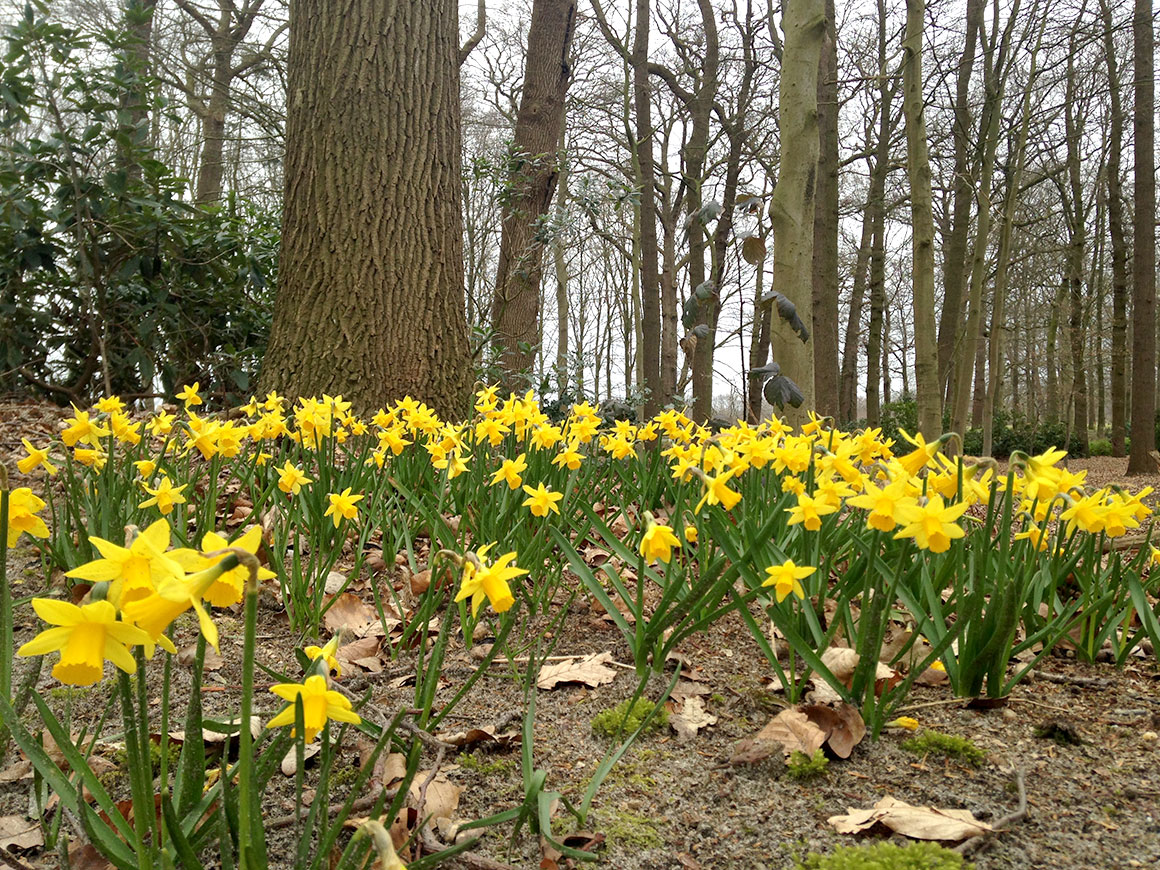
left=2, top=401, right=1159, bottom=870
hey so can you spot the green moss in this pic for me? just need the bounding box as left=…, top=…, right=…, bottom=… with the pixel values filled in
left=785, top=749, right=829, bottom=781
left=591, top=698, right=667, bottom=739
left=459, top=751, right=517, bottom=776
left=901, top=730, right=986, bottom=767
left=797, top=842, right=972, bottom=870
left=595, top=808, right=664, bottom=850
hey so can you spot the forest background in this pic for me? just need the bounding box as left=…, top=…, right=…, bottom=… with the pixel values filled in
left=1, top=0, right=1157, bottom=466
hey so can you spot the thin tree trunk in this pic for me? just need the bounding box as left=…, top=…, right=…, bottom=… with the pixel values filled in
left=768, top=0, right=825, bottom=425
left=902, top=0, right=941, bottom=437
left=839, top=206, right=874, bottom=423
left=811, top=0, right=839, bottom=416
left=1128, top=0, right=1156, bottom=473
left=1101, top=0, right=1129, bottom=456
left=490, top=0, right=577, bottom=385
left=936, top=0, right=984, bottom=399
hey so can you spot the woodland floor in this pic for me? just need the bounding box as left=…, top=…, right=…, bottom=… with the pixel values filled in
left=1, top=400, right=1159, bottom=870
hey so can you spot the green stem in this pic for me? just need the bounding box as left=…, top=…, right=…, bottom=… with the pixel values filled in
left=117, top=670, right=151, bottom=868
left=238, top=554, right=260, bottom=870
left=1, top=467, right=11, bottom=707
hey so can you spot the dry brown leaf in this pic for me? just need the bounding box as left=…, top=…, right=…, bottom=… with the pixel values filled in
left=337, top=636, right=382, bottom=674
left=669, top=695, right=718, bottom=741
left=0, top=759, right=32, bottom=783
left=280, top=741, right=322, bottom=776
left=323, top=592, right=385, bottom=638
left=828, top=796, right=993, bottom=841
left=434, top=724, right=520, bottom=749
left=799, top=703, right=866, bottom=759
left=820, top=647, right=901, bottom=693
left=407, top=771, right=463, bottom=827
left=536, top=652, right=618, bottom=690
left=0, top=815, right=42, bottom=850
left=754, top=708, right=827, bottom=756
left=177, top=644, right=223, bottom=670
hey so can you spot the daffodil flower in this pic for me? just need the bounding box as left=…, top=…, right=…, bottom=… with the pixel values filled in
left=266, top=674, right=360, bottom=742
left=5, top=487, right=50, bottom=546
left=17, top=599, right=151, bottom=686
left=521, top=482, right=563, bottom=517
left=762, top=559, right=815, bottom=603
left=639, top=518, right=681, bottom=564
left=66, top=519, right=182, bottom=607
left=455, top=544, right=527, bottom=617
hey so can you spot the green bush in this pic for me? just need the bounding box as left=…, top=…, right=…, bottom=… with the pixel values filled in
left=591, top=697, right=667, bottom=738
left=901, top=730, right=986, bottom=767
left=786, top=748, right=829, bottom=780
left=797, top=842, right=972, bottom=870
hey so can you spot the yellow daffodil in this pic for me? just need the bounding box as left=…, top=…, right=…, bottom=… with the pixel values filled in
left=18, top=439, right=57, bottom=475
left=684, top=525, right=698, bottom=544
left=139, top=476, right=188, bottom=515
left=847, top=480, right=914, bottom=532
left=785, top=492, right=838, bottom=531
left=120, top=560, right=231, bottom=654
left=552, top=442, right=583, bottom=471
left=266, top=674, right=361, bottom=742
left=65, top=518, right=183, bottom=607
left=639, top=518, right=681, bottom=564
left=304, top=635, right=343, bottom=677
left=694, top=469, right=743, bottom=513
left=893, top=495, right=969, bottom=553
left=521, top=482, right=563, bottom=518
left=169, top=527, right=275, bottom=607
left=895, top=428, right=940, bottom=477
left=61, top=406, right=109, bottom=447
left=94, top=395, right=125, bottom=414
left=6, top=487, right=49, bottom=546
left=455, top=544, right=527, bottom=617
left=885, top=716, right=920, bottom=731
left=17, top=599, right=151, bottom=686
left=176, top=382, right=203, bottom=407
left=490, top=453, right=528, bottom=490
left=277, top=461, right=313, bottom=495
left=324, top=488, right=364, bottom=528
left=762, top=559, right=815, bottom=603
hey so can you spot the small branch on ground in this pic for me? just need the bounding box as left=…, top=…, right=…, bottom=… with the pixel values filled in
left=955, top=768, right=1028, bottom=857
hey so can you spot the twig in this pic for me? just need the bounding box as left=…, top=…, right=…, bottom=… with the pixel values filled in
left=1029, top=672, right=1112, bottom=689
left=0, top=845, right=36, bottom=870
left=265, top=791, right=392, bottom=831
left=419, top=829, right=519, bottom=870
left=954, top=768, right=1028, bottom=857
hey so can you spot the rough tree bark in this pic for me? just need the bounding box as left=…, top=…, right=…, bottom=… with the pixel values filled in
left=1128, top=0, right=1156, bottom=474
left=490, top=0, right=577, bottom=386
left=767, top=0, right=824, bottom=424
left=261, top=0, right=472, bottom=417
left=936, top=0, right=983, bottom=399
left=811, top=0, right=839, bottom=417
left=901, top=0, right=941, bottom=438
left=1101, top=0, right=1129, bottom=457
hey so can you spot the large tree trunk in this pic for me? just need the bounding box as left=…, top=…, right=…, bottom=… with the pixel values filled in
left=901, top=0, right=941, bottom=438
left=490, top=0, right=577, bottom=386
left=864, top=0, right=893, bottom=427
left=768, top=0, right=824, bottom=424
left=936, top=0, right=984, bottom=399
left=1128, top=0, right=1156, bottom=473
left=261, top=0, right=472, bottom=417
left=811, top=0, right=839, bottom=417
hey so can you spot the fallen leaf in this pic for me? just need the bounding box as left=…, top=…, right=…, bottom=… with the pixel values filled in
left=754, top=708, right=827, bottom=756
left=537, top=652, right=618, bottom=690
left=323, top=592, right=385, bottom=638
left=177, top=644, right=224, bottom=670
left=669, top=696, right=717, bottom=741
left=281, top=742, right=322, bottom=776
left=820, top=647, right=901, bottom=693
left=434, top=724, right=520, bottom=749
left=828, top=796, right=993, bottom=841
left=0, top=759, right=32, bottom=782
left=0, top=815, right=42, bottom=850
left=407, top=771, right=462, bottom=827
left=799, top=703, right=866, bottom=759
left=337, top=636, right=382, bottom=674
left=324, top=571, right=348, bottom=594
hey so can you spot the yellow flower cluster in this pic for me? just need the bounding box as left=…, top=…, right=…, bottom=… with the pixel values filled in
left=17, top=519, right=273, bottom=685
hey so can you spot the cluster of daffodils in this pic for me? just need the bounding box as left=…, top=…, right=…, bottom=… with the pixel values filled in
left=13, top=387, right=1155, bottom=649
left=10, top=516, right=357, bottom=742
